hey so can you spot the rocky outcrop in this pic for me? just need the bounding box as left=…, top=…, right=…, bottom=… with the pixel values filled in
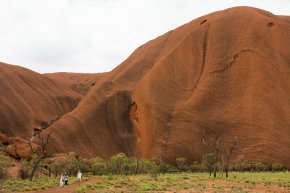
left=45, top=7, right=290, bottom=167
left=1, top=7, right=290, bottom=167
left=0, top=133, right=8, bottom=145
left=0, top=63, right=101, bottom=138
left=4, top=137, right=38, bottom=159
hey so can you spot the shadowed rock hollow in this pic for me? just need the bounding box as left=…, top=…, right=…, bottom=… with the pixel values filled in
left=6, top=6, right=290, bottom=167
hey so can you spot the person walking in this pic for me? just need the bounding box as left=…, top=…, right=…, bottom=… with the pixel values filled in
left=59, top=173, right=65, bottom=187
left=77, top=170, right=82, bottom=185
left=64, top=172, right=69, bottom=185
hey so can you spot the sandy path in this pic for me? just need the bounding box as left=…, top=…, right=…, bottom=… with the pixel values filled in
left=18, top=178, right=98, bottom=193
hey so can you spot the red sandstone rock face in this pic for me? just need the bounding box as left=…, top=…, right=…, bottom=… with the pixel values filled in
left=45, top=72, right=104, bottom=95
left=0, top=133, right=8, bottom=144
left=45, top=7, right=290, bottom=167
left=2, top=7, right=290, bottom=167
left=0, top=62, right=99, bottom=138
left=5, top=137, right=39, bottom=159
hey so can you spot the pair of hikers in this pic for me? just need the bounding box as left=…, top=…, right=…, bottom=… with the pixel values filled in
left=59, top=172, right=69, bottom=187
left=59, top=170, right=82, bottom=187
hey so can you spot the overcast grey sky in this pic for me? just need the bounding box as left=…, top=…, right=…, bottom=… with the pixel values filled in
left=0, top=0, right=289, bottom=73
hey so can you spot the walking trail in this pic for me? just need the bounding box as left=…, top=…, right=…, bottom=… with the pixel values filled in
left=18, top=178, right=98, bottom=193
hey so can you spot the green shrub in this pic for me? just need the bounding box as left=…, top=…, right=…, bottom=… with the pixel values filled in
left=271, top=163, right=283, bottom=172
left=91, top=156, right=107, bottom=175
left=151, top=157, right=171, bottom=173
left=0, top=151, right=13, bottom=179
left=188, top=161, right=203, bottom=172
left=176, top=157, right=187, bottom=172
left=202, top=153, right=215, bottom=176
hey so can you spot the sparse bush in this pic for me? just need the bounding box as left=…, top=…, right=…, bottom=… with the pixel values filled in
left=0, top=168, right=7, bottom=179
left=91, top=156, right=107, bottom=175
left=188, top=161, right=203, bottom=172
left=148, top=163, right=159, bottom=179
left=176, top=157, right=187, bottom=172
left=254, top=162, right=267, bottom=172
left=50, top=159, right=66, bottom=175
left=271, top=163, right=283, bottom=172
left=0, top=151, right=13, bottom=179
left=202, top=153, right=215, bottom=176
left=50, top=152, right=89, bottom=176
left=18, top=166, right=29, bottom=179
left=64, top=152, right=90, bottom=175
left=108, top=153, right=129, bottom=175
left=151, top=157, right=171, bottom=173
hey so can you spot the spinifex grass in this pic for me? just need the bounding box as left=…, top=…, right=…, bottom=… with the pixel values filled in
left=75, top=172, right=290, bottom=193
left=0, top=176, right=80, bottom=192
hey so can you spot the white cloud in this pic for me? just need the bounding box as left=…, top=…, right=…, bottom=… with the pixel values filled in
left=0, top=0, right=289, bottom=73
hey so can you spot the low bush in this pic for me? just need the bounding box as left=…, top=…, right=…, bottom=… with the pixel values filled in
left=0, top=151, right=13, bottom=179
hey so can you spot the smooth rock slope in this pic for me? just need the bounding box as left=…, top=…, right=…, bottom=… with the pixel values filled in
left=4, top=6, right=290, bottom=167
left=0, top=63, right=98, bottom=138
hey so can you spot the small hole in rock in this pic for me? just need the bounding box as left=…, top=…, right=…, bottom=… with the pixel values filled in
left=267, top=22, right=274, bottom=27
left=200, top=20, right=207, bottom=25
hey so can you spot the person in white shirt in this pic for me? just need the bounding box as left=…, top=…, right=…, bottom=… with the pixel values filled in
left=59, top=173, right=65, bottom=187
left=77, top=170, right=82, bottom=185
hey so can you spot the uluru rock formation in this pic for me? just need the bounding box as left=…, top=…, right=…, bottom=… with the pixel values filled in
left=0, top=62, right=99, bottom=138
left=2, top=6, right=290, bottom=167
left=45, top=72, right=104, bottom=95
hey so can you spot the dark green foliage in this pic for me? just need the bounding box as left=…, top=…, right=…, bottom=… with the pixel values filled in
left=176, top=157, right=187, bottom=172
left=151, top=157, right=171, bottom=173
left=108, top=153, right=129, bottom=175
left=62, top=152, right=89, bottom=175
left=232, top=161, right=284, bottom=172
left=91, top=156, right=107, bottom=175
left=0, top=152, right=13, bottom=179
left=50, top=159, right=67, bottom=176
left=202, top=153, right=215, bottom=176
left=188, top=161, right=204, bottom=172
left=90, top=153, right=166, bottom=178
left=271, top=163, right=283, bottom=172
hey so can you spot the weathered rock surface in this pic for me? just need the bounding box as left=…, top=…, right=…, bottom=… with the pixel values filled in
left=5, top=137, right=39, bottom=159
left=1, top=7, right=290, bottom=167
left=0, top=62, right=99, bottom=138
left=45, top=72, right=104, bottom=95
left=0, top=133, right=8, bottom=145
left=45, top=7, right=290, bottom=167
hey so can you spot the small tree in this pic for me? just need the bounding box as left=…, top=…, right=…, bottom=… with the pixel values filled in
left=202, top=129, right=222, bottom=177
left=109, top=153, right=128, bottom=175
left=91, top=156, right=107, bottom=175
left=28, top=130, right=52, bottom=180
left=50, top=159, right=66, bottom=176
left=176, top=157, right=187, bottom=172
left=64, top=152, right=89, bottom=175
left=235, top=154, right=245, bottom=172
left=223, top=137, right=239, bottom=177
left=202, top=153, right=215, bottom=176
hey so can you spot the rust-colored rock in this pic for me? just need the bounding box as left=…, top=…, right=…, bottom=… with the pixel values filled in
left=0, top=62, right=100, bottom=138
left=45, top=7, right=290, bottom=167
left=45, top=72, right=104, bottom=95
left=2, top=7, right=290, bottom=167
left=0, top=133, right=8, bottom=145
left=7, top=137, right=26, bottom=145
left=5, top=138, right=39, bottom=159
